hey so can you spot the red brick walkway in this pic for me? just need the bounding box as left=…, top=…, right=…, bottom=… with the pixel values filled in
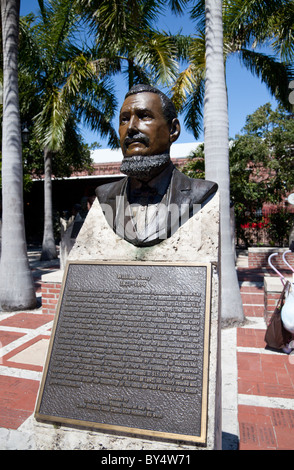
left=237, top=274, right=294, bottom=450
left=0, top=375, right=40, bottom=429
left=0, top=312, right=53, bottom=430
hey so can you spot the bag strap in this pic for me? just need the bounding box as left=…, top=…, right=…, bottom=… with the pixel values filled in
left=277, top=280, right=290, bottom=309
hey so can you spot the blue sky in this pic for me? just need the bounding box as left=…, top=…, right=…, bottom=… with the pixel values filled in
left=20, top=0, right=280, bottom=147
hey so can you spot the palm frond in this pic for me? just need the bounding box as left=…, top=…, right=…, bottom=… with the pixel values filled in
left=182, top=77, right=204, bottom=140
left=135, top=31, right=179, bottom=85
left=239, top=48, right=294, bottom=110
left=77, top=96, right=119, bottom=148
left=268, top=3, right=294, bottom=62
left=190, top=0, right=205, bottom=31
left=40, top=0, right=80, bottom=59
left=38, top=0, right=50, bottom=27
left=123, top=62, right=152, bottom=87
left=223, top=0, right=294, bottom=55
left=62, top=54, right=97, bottom=97
left=167, top=0, right=191, bottom=15
left=33, top=87, right=70, bottom=151
left=188, top=34, right=206, bottom=69
left=19, top=15, right=48, bottom=79
left=171, top=64, right=201, bottom=112
left=170, top=33, right=194, bottom=62
left=223, top=0, right=287, bottom=33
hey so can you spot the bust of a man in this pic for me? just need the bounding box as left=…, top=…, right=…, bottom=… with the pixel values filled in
left=96, top=84, right=217, bottom=247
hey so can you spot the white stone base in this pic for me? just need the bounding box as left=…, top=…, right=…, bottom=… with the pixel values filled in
left=44, top=192, right=221, bottom=450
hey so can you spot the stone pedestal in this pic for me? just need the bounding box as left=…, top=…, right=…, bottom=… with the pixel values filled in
left=65, top=192, right=220, bottom=449
left=39, top=192, right=220, bottom=450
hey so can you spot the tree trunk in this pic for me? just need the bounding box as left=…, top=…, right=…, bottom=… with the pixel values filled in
left=40, top=146, right=57, bottom=260
left=204, top=0, right=244, bottom=325
left=0, top=0, right=37, bottom=311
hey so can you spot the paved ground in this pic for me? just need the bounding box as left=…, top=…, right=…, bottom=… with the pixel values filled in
left=0, top=247, right=293, bottom=450
left=233, top=265, right=294, bottom=450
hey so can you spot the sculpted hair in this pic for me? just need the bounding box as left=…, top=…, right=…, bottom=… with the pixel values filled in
left=125, top=84, right=177, bottom=126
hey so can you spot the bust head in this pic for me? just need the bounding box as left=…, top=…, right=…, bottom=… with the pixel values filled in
left=119, top=84, right=180, bottom=180
left=95, top=84, right=217, bottom=247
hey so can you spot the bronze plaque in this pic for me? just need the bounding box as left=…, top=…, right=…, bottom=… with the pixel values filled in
left=35, top=261, right=211, bottom=444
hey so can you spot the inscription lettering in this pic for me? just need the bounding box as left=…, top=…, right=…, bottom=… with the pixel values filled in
left=49, top=289, right=203, bottom=394
left=37, top=263, right=210, bottom=440
left=77, top=397, right=163, bottom=419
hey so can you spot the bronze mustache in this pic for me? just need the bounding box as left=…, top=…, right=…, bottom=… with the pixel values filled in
left=124, top=134, right=149, bottom=148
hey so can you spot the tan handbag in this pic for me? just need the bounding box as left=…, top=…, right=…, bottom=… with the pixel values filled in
left=264, top=281, right=292, bottom=350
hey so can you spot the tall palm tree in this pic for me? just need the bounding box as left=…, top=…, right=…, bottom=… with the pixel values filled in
left=0, top=0, right=37, bottom=311
left=203, top=0, right=244, bottom=325
left=20, top=0, right=118, bottom=260
left=171, top=0, right=293, bottom=324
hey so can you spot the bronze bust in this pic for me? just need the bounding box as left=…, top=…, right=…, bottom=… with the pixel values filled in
left=96, top=84, right=218, bottom=247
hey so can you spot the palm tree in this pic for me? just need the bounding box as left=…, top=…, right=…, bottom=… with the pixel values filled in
left=79, top=0, right=179, bottom=89
left=20, top=0, right=118, bottom=260
left=0, top=0, right=37, bottom=311
left=171, top=0, right=293, bottom=324
left=203, top=0, right=244, bottom=325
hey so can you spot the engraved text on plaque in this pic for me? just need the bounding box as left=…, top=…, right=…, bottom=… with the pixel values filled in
left=35, top=262, right=211, bottom=444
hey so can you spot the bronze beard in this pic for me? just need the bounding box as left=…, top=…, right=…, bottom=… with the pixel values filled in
left=120, top=153, right=171, bottom=181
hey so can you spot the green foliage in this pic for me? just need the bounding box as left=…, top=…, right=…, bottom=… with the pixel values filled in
left=230, top=103, right=294, bottom=245
left=171, top=0, right=294, bottom=139
left=3, top=0, right=122, bottom=192
left=22, top=121, right=93, bottom=180
left=79, top=0, right=180, bottom=89
left=182, top=103, right=294, bottom=246
left=222, top=0, right=294, bottom=63
left=181, top=143, right=205, bottom=179
left=18, top=0, right=119, bottom=154
left=267, top=209, right=293, bottom=247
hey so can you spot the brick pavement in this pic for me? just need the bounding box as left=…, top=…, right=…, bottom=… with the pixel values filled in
left=0, top=311, right=53, bottom=430
left=237, top=271, right=294, bottom=450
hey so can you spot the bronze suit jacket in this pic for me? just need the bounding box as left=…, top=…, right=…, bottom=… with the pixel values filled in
left=95, top=165, right=218, bottom=247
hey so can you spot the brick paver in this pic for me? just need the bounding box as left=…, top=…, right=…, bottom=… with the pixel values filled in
left=0, top=375, right=40, bottom=429
left=0, top=306, right=53, bottom=433
left=238, top=405, right=294, bottom=450
left=0, top=312, right=54, bottom=329
left=237, top=328, right=266, bottom=348
left=0, top=330, right=26, bottom=348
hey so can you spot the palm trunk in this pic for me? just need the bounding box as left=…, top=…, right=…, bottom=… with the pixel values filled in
left=204, top=0, right=244, bottom=325
left=41, top=146, right=57, bottom=260
left=0, top=0, right=36, bottom=311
